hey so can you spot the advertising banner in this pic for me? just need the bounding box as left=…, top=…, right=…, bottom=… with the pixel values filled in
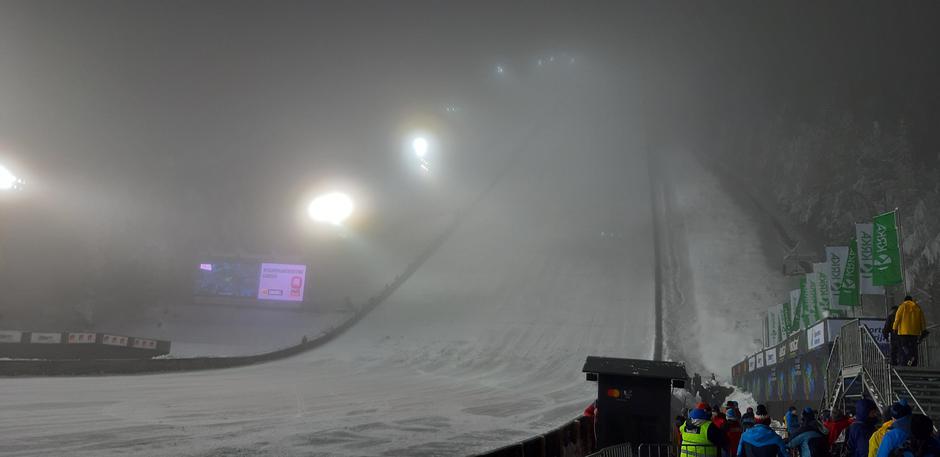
left=789, top=333, right=800, bottom=355
left=765, top=348, right=777, bottom=366
left=756, top=351, right=765, bottom=368
left=826, top=319, right=889, bottom=354
left=102, top=335, right=129, bottom=347
left=806, top=272, right=820, bottom=322
left=808, top=321, right=826, bottom=351
left=132, top=338, right=158, bottom=350
left=788, top=289, right=802, bottom=333
left=768, top=304, right=784, bottom=346
left=856, top=224, right=885, bottom=294
left=748, top=356, right=756, bottom=372
left=873, top=211, right=903, bottom=286
left=0, top=330, right=22, bottom=343
left=30, top=332, right=62, bottom=344
left=814, top=263, right=835, bottom=317
left=257, top=263, right=307, bottom=302
left=840, top=240, right=861, bottom=306
left=67, top=333, right=96, bottom=344
left=826, top=247, right=850, bottom=315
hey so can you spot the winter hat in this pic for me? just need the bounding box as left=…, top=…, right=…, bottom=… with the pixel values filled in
left=726, top=409, right=738, bottom=421
left=755, top=404, right=770, bottom=423
left=891, top=400, right=912, bottom=419
left=802, top=407, right=816, bottom=423
left=690, top=408, right=710, bottom=420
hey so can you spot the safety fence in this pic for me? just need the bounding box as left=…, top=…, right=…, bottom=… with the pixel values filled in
left=0, top=330, right=170, bottom=360
left=473, top=416, right=595, bottom=457
left=585, top=443, right=722, bottom=457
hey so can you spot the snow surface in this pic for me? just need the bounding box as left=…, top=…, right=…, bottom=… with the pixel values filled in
left=0, top=144, right=787, bottom=455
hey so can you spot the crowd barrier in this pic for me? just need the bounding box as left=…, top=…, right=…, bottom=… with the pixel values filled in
left=0, top=330, right=170, bottom=360
left=473, top=416, right=596, bottom=457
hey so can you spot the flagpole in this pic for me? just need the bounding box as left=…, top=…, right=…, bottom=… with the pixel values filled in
left=894, top=207, right=909, bottom=295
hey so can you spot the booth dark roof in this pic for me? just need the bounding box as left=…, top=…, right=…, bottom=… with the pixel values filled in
left=582, top=356, right=688, bottom=379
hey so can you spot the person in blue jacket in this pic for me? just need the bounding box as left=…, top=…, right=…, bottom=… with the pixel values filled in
left=845, top=399, right=879, bottom=457
left=738, top=405, right=787, bottom=457
left=876, top=402, right=913, bottom=457
left=786, top=406, right=800, bottom=437
left=878, top=409, right=940, bottom=457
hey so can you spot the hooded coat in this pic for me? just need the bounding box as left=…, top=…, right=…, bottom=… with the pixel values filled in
left=846, top=399, right=879, bottom=457
left=737, top=424, right=787, bottom=457
left=877, top=415, right=913, bottom=457
left=789, top=419, right=830, bottom=457
left=893, top=300, right=926, bottom=336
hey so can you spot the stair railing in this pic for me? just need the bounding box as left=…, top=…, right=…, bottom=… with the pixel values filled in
left=859, top=324, right=893, bottom=409
left=840, top=319, right=862, bottom=367
left=825, top=336, right=841, bottom=410
left=916, top=324, right=940, bottom=368
left=890, top=369, right=930, bottom=417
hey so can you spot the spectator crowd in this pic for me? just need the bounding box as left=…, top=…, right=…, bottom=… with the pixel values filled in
left=677, top=399, right=939, bottom=457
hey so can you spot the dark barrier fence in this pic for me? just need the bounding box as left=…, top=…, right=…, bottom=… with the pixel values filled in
left=473, top=416, right=595, bottom=457
left=0, top=331, right=170, bottom=360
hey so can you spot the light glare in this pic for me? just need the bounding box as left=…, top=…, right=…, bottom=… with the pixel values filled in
left=307, top=192, right=354, bottom=226
left=412, top=137, right=429, bottom=158
left=0, top=164, right=18, bottom=191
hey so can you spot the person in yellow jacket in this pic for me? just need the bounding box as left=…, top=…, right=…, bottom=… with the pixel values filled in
left=867, top=418, right=893, bottom=457
left=893, top=296, right=927, bottom=366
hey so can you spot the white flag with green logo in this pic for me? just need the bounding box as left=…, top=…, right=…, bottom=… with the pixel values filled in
left=814, top=263, right=835, bottom=317
left=826, top=247, right=850, bottom=316
left=768, top=304, right=783, bottom=346
left=855, top=223, right=885, bottom=295
left=805, top=272, right=820, bottom=322
left=840, top=239, right=860, bottom=306
left=789, top=289, right=802, bottom=332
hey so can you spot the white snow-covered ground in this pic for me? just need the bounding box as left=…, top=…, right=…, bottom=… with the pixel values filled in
left=0, top=146, right=787, bottom=455
left=660, top=152, right=792, bottom=377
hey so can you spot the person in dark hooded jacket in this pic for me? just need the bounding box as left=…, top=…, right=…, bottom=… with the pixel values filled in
left=845, top=399, right=879, bottom=457
left=788, top=408, right=830, bottom=457
left=741, top=407, right=756, bottom=431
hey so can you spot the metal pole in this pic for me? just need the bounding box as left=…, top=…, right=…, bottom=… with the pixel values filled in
left=894, top=208, right=909, bottom=295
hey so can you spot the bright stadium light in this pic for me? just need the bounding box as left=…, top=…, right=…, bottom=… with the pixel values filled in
left=0, top=163, right=23, bottom=191
left=412, top=137, right=429, bottom=158
left=307, top=192, right=354, bottom=226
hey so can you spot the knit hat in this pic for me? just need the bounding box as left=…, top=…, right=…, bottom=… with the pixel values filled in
left=690, top=408, right=710, bottom=420
left=696, top=402, right=711, bottom=412
left=726, top=409, right=738, bottom=421
left=755, top=404, right=770, bottom=423
left=891, top=400, right=912, bottom=419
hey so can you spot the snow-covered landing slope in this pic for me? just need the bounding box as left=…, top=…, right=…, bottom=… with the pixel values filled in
left=0, top=113, right=656, bottom=456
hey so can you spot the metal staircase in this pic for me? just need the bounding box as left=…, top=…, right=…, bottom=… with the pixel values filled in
left=824, top=320, right=940, bottom=418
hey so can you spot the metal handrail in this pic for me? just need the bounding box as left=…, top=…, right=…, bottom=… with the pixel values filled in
left=859, top=324, right=892, bottom=409
left=825, top=336, right=841, bottom=410
left=890, top=369, right=930, bottom=417
left=840, top=319, right=862, bottom=367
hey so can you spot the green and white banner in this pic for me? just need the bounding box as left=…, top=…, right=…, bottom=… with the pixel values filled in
left=805, top=272, right=820, bottom=322
left=873, top=211, right=903, bottom=286
left=814, top=263, right=836, bottom=317
left=788, top=289, right=802, bottom=333
left=855, top=223, right=885, bottom=295
left=840, top=239, right=860, bottom=306
left=825, top=246, right=850, bottom=315
left=768, top=303, right=784, bottom=346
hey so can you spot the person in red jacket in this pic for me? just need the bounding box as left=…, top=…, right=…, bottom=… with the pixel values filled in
left=824, top=409, right=853, bottom=447
left=722, top=408, right=745, bottom=457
